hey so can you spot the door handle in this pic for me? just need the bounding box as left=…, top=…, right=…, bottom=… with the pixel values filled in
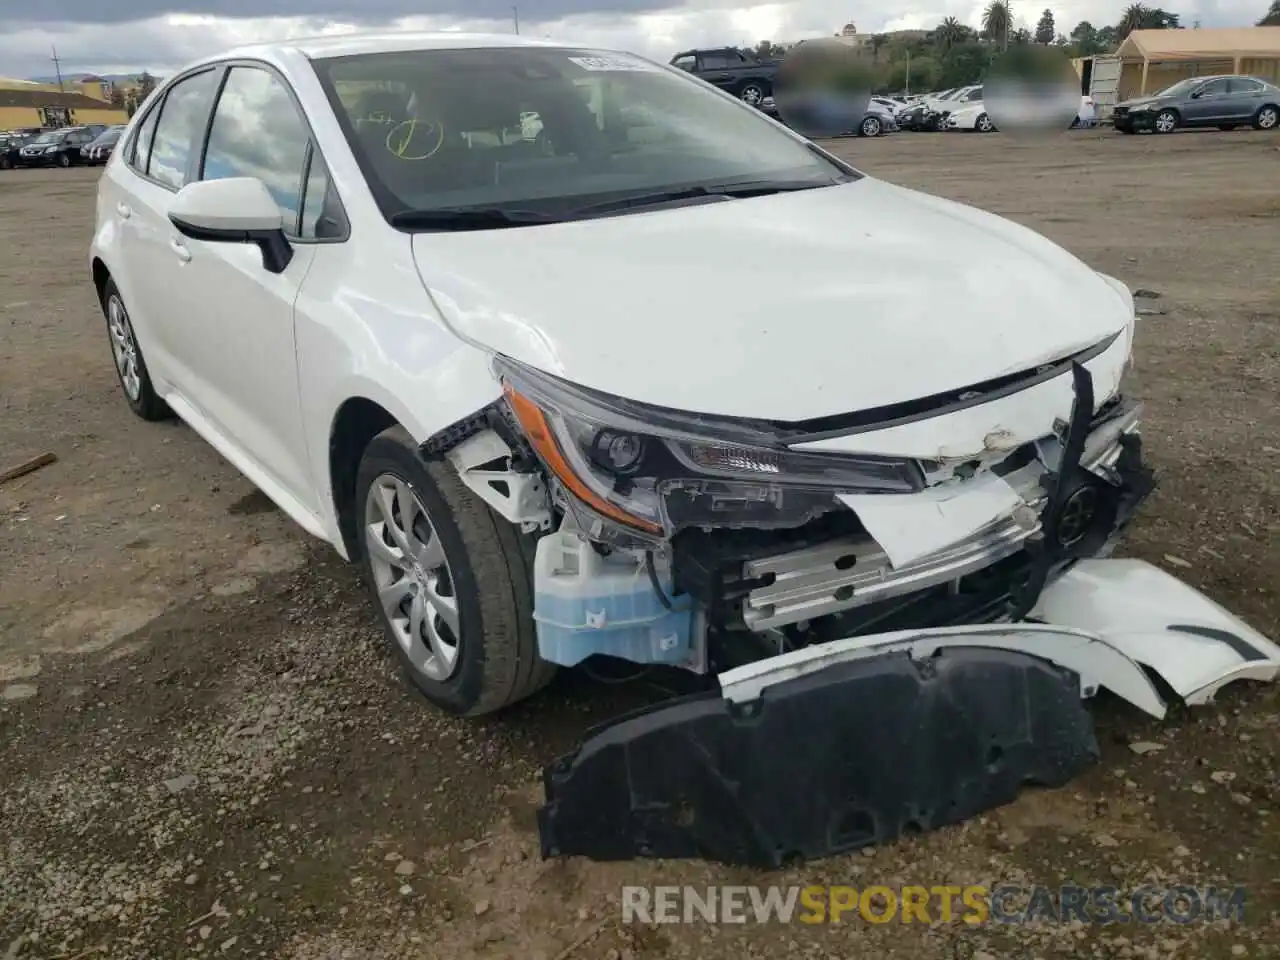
left=116, top=202, right=131, bottom=219
left=169, top=237, right=192, bottom=262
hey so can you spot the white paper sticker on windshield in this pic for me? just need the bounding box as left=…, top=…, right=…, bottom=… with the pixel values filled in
left=568, top=54, right=654, bottom=72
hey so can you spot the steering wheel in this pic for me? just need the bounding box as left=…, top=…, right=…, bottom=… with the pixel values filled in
left=385, top=117, right=445, bottom=161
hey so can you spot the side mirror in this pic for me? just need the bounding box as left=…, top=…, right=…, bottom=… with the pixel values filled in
left=168, top=177, right=293, bottom=274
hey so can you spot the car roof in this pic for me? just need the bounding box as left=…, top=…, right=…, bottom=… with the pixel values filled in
left=215, top=31, right=573, bottom=64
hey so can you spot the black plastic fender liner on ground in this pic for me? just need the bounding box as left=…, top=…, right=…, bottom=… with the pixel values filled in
left=537, top=647, right=1100, bottom=868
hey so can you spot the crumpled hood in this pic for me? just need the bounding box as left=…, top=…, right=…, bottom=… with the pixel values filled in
left=411, top=178, right=1131, bottom=422
left=1117, top=97, right=1161, bottom=109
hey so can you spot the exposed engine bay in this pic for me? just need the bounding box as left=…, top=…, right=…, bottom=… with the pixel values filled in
left=422, top=350, right=1280, bottom=868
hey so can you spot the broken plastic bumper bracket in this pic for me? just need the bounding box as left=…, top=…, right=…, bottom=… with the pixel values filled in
left=537, top=646, right=1098, bottom=868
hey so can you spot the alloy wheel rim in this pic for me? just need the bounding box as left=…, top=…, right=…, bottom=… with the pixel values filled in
left=978, top=115, right=993, bottom=132
left=1156, top=113, right=1175, bottom=132
left=1261, top=108, right=1278, bottom=129
left=107, top=296, right=142, bottom=401
left=364, top=474, right=461, bottom=682
left=865, top=118, right=880, bottom=136
left=742, top=88, right=762, bottom=105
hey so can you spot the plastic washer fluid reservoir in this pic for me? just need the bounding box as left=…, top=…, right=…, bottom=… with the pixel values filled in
left=532, top=531, right=693, bottom=668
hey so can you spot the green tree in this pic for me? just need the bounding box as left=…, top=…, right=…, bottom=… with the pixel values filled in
left=1011, top=27, right=1033, bottom=44
left=1261, top=1, right=1280, bottom=26
left=1070, top=20, right=1101, bottom=54
left=137, top=70, right=156, bottom=101
left=869, top=33, right=889, bottom=60
left=935, top=17, right=967, bottom=51
left=109, top=85, right=125, bottom=109
left=1035, top=9, right=1056, bottom=44
left=1117, top=3, right=1181, bottom=40
left=982, top=0, right=1012, bottom=46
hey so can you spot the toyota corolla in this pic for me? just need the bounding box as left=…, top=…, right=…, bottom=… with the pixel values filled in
left=90, top=33, right=1280, bottom=868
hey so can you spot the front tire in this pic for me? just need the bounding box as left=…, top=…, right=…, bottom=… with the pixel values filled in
left=1154, top=109, right=1179, bottom=134
left=355, top=426, right=555, bottom=717
left=860, top=115, right=881, bottom=137
left=1254, top=105, right=1279, bottom=130
left=739, top=83, right=766, bottom=106
left=100, top=279, right=171, bottom=421
left=976, top=112, right=995, bottom=133
left=58, top=153, right=71, bottom=168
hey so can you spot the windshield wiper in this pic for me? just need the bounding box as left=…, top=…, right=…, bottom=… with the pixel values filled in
left=389, top=207, right=559, bottom=231
left=565, top=180, right=836, bottom=218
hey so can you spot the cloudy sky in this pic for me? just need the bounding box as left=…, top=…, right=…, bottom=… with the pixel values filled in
left=2, top=0, right=1263, bottom=80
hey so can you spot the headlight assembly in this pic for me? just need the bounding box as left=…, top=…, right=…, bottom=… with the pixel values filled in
left=496, top=357, right=922, bottom=539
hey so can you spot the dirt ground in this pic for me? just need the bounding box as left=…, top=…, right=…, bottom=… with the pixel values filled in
left=2, top=128, right=1279, bottom=960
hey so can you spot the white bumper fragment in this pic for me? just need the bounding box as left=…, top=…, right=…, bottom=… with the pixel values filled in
left=1030, top=558, right=1280, bottom=705
left=721, top=559, right=1280, bottom=718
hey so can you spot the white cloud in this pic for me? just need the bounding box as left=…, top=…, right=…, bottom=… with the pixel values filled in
left=3, top=0, right=1263, bottom=80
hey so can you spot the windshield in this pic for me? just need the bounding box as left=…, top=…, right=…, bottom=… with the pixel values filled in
left=1153, top=79, right=1201, bottom=98
left=32, top=131, right=64, bottom=144
left=91, top=128, right=122, bottom=146
left=312, top=46, right=857, bottom=225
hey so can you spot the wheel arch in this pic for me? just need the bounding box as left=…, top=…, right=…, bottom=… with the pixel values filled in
left=325, top=378, right=500, bottom=560
left=328, top=395, right=404, bottom=560
left=91, top=257, right=112, bottom=306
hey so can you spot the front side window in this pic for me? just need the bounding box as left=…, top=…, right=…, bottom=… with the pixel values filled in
left=201, top=65, right=312, bottom=233
left=312, top=46, right=856, bottom=226
left=1195, top=79, right=1229, bottom=98
left=149, top=69, right=218, bottom=188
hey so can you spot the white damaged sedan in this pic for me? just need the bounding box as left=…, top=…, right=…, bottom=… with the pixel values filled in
left=90, top=33, right=1279, bottom=867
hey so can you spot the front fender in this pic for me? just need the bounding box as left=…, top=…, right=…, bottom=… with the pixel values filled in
left=294, top=244, right=502, bottom=553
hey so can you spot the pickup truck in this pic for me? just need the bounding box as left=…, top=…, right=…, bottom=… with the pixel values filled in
left=670, top=47, right=780, bottom=105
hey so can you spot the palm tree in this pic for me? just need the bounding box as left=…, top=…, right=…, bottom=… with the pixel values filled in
left=935, top=16, right=966, bottom=51
left=982, top=0, right=1012, bottom=48
left=1117, top=3, right=1153, bottom=41
left=1260, top=1, right=1280, bottom=26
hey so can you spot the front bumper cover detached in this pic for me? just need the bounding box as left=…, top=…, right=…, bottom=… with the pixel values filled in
left=538, top=565, right=1280, bottom=868
left=536, top=364, right=1280, bottom=868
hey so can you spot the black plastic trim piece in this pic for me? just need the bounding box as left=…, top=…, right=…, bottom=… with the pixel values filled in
left=1167, top=625, right=1265, bottom=663
left=538, top=646, right=1099, bottom=868
left=779, top=331, right=1121, bottom=443
left=168, top=214, right=294, bottom=274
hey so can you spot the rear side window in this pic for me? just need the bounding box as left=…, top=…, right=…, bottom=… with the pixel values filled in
left=148, top=69, right=218, bottom=189
left=129, top=108, right=160, bottom=173
left=1229, top=78, right=1263, bottom=94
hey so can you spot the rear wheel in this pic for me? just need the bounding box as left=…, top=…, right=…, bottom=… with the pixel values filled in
left=355, top=426, right=555, bottom=717
left=1254, top=105, right=1279, bottom=130
left=860, top=115, right=881, bottom=137
left=100, top=279, right=171, bottom=421
left=976, top=112, right=995, bottom=133
left=1154, top=109, right=1179, bottom=134
left=58, top=152, right=71, bottom=168
left=739, top=83, right=766, bottom=106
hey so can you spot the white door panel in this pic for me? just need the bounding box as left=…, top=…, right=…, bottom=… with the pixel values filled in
left=170, top=237, right=318, bottom=508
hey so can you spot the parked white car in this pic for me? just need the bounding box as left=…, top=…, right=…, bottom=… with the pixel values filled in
left=90, top=32, right=1280, bottom=865
left=947, top=94, right=1098, bottom=132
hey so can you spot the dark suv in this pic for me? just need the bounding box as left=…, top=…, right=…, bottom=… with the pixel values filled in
left=1113, top=75, right=1280, bottom=134
left=16, top=126, right=103, bottom=167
